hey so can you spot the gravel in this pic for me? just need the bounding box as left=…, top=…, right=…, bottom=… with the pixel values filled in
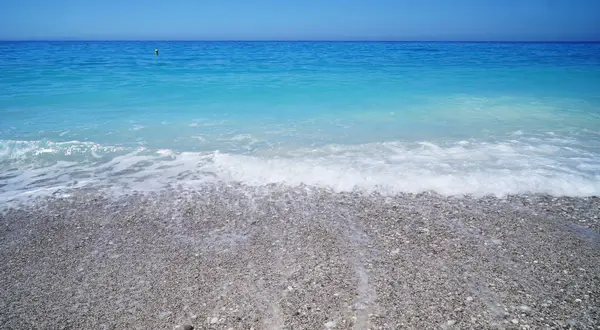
left=1, top=184, right=599, bottom=329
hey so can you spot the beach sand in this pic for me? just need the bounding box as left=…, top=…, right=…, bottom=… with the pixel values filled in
left=1, top=184, right=599, bottom=329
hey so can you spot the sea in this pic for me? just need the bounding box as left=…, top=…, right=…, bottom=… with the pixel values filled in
left=1, top=41, right=600, bottom=205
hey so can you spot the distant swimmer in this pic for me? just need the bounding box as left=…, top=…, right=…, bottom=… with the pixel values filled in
left=155, top=49, right=159, bottom=55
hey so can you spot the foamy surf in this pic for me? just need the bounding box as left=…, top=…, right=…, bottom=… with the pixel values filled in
left=1, top=133, right=599, bottom=207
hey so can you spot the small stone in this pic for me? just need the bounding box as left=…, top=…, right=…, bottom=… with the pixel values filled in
left=325, top=320, right=337, bottom=328
left=287, top=286, right=293, bottom=291
left=174, top=325, right=194, bottom=330
left=575, top=299, right=582, bottom=303
left=158, top=311, right=172, bottom=319
left=210, top=317, right=218, bottom=324
left=466, top=296, right=474, bottom=302
left=447, top=320, right=456, bottom=326
left=519, top=305, right=532, bottom=313
left=512, top=319, right=519, bottom=324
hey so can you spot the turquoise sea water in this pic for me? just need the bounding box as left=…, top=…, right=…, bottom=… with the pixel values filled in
left=1, top=41, right=600, bottom=201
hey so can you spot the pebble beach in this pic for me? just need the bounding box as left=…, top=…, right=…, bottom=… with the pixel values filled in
left=1, top=185, right=599, bottom=329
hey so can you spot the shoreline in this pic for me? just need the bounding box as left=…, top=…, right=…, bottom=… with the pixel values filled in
left=1, top=185, right=599, bottom=329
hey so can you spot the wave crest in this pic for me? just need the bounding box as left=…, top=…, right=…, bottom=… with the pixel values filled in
left=1, top=136, right=599, bottom=205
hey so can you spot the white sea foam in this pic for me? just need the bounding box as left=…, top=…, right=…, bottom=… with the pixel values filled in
left=230, top=134, right=254, bottom=141
left=1, top=134, right=599, bottom=206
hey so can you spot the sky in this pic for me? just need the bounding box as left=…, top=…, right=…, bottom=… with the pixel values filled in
left=0, top=0, right=599, bottom=41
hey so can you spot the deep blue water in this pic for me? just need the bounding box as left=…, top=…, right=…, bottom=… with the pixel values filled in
left=1, top=41, right=600, bottom=200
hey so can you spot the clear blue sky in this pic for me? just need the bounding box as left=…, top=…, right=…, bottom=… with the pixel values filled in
left=1, top=0, right=599, bottom=41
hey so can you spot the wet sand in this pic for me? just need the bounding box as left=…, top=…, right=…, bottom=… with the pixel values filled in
left=1, top=184, right=599, bottom=329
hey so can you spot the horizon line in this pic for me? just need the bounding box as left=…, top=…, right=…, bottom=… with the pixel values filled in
left=1, top=39, right=600, bottom=43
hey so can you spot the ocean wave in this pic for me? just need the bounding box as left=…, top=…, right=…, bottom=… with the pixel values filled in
left=1, top=135, right=599, bottom=205
left=0, top=139, right=126, bottom=160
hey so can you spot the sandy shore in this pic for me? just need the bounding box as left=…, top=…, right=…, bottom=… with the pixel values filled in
left=1, top=184, right=599, bottom=329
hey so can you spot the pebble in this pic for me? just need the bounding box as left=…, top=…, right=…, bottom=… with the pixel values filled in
left=158, top=311, right=172, bottom=319
left=447, top=320, right=456, bottom=326
left=575, top=299, right=582, bottom=303
left=210, top=317, right=218, bottom=324
left=519, top=305, right=532, bottom=313
left=466, top=296, right=474, bottom=302
left=512, top=319, right=519, bottom=324
left=174, top=325, right=193, bottom=330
